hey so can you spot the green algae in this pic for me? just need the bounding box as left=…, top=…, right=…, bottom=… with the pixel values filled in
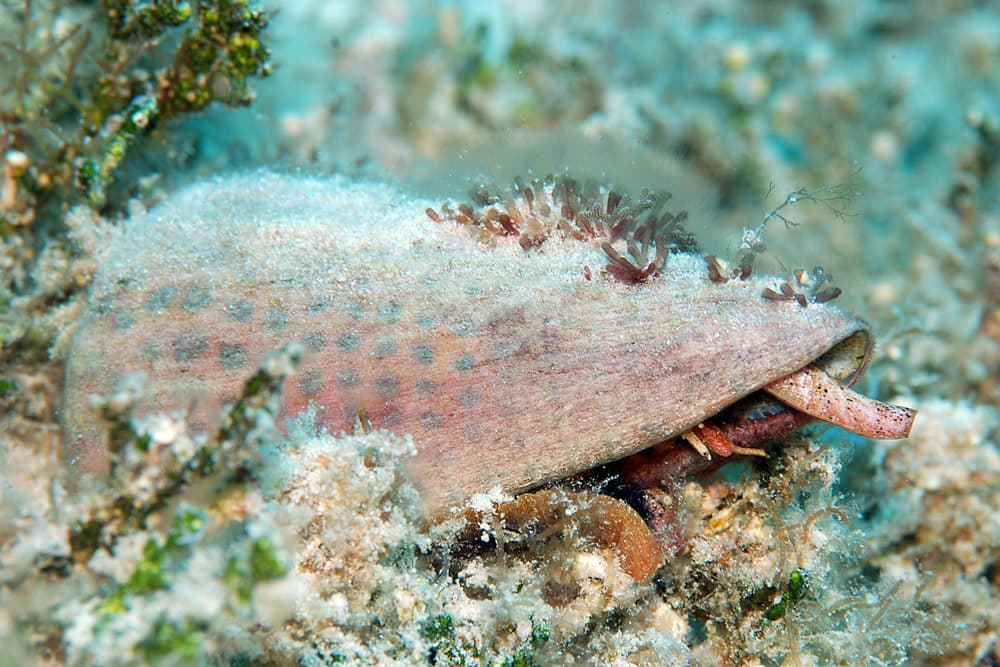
left=224, top=537, right=288, bottom=605
left=763, top=568, right=808, bottom=623
left=138, top=618, right=204, bottom=662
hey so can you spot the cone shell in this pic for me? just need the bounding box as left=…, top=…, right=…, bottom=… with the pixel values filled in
left=64, top=173, right=870, bottom=515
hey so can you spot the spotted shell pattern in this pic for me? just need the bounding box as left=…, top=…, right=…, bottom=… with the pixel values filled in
left=64, top=173, right=876, bottom=515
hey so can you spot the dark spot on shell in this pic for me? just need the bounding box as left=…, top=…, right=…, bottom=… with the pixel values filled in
left=374, top=375, right=398, bottom=397
left=303, top=332, right=326, bottom=351
left=489, top=341, right=520, bottom=360
left=182, top=287, right=212, bottom=313
left=463, top=423, right=486, bottom=440
left=454, top=355, right=475, bottom=371
left=420, top=410, right=445, bottom=429
left=379, top=302, right=402, bottom=322
left=451, top=319, right=476, bottom=337
left=173, top=333, right=209, bottom=363
left=141, top=339, right=164, bottom=361
left=307, top=299, right=331, bottom=313
left=412, top=344, right=435, bottom=365
left=264, top=307, right=289, bottom=333
left=343, top=301, right=364, bottom=320
left=146, top=287, right=176, bottom=314
left=225, top=300, right=253, bottom=322
left=337, top=332, right=361, bottom=352
left=219, top=343, right=248, bottom=369
left=113, top=310, right=134, bottom=331
left=374, top=338, right=396, bottom=358
left=498, top=366, right=518, bottom=384
left=415, top=312, right=436, bottom=329
left=298, top=369, right=323, bottom=396
left=415, top=379, right=438, bottom=394
left=457, top=388, right=481, bottom=407
left=336, top=369, right=359, bottom=389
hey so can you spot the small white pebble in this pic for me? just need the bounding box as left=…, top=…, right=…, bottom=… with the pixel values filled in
left=723, top=42, right=752, bottom=71
left=393, top=589, right=424, bottom=622
left=5, top=150, right=29, bottom=170
left=650, top=602, right=689, bottom=637
left=150, top=415, right=181, bottom=444
left=869, top=280, right=898, bottom=307
left=870, top=130, right=899, bottom=162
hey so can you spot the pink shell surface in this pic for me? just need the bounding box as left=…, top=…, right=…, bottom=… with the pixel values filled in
left=64, top=173, right=867, bottom=514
